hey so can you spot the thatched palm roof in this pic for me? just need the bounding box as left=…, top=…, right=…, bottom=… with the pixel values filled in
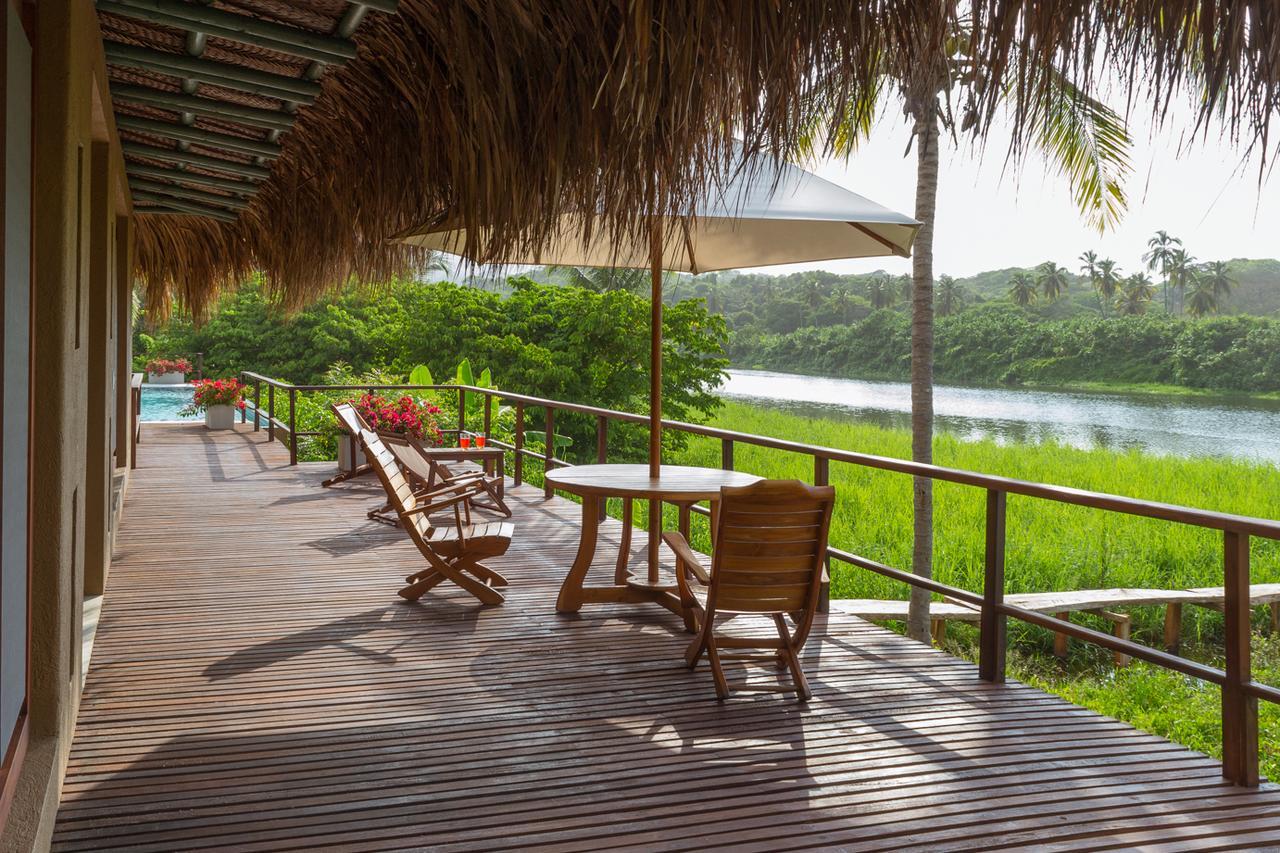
left=109, top=1, right=1280, bottom=319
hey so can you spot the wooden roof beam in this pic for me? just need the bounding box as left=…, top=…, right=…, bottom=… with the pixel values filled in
left=104, top=42, right=321, bottom=103
left=129, top=177, right=250, bottom=210
left=122, top=141, right=272, bottom=179
left=131, top=189, right=239, bottom=222
left=110, top=83, right=295, bottom=132
left=124, top=161, right=259, bottom=195
left=98, top=0, right=358, bottom=65
left=116, top=113, right=281, bottom=159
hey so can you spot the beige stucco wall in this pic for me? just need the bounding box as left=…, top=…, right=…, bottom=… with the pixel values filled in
left=2, top=1, right=133, bottom=848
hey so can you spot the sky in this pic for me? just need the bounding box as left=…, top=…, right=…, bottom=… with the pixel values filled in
left=773, top=102, right=1279, bottom=279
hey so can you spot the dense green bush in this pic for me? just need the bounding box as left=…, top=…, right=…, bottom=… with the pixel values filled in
left=137, top=276, right=729, bottom=459
left=732, top=310, right=1280, bottom=392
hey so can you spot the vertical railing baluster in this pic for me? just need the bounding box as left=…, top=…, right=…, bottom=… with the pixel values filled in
left=288, top=387, right=298, bottom=466
left=721, top=438, right=734, bottom=471
left=268, top=384, right=275, bottom=442
left=1222, top=530, right=1259, bottom=786
left=483, top=391, right=492, bottom=439
left=457, top=387, right=466, bottom=437
left=544, top=407, right=555, bottom=499
left=814, top=455, right=831, bottom=612
left=979, top=489, right=1007, bottom=682
left=596, top=415, right=608, bottom=521
left=253, top=378, right=261, bottom=432
left=513, top=402, right=524, bottom=486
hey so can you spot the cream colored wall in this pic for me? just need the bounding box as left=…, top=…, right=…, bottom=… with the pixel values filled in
left=1, top=1, right=134, bottom=848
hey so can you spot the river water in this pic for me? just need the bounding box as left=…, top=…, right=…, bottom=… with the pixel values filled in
left=721, top=369, right=1280, bottom=466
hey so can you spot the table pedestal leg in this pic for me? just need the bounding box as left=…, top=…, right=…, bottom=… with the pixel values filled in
left=556, top=495, right=600, bottom=612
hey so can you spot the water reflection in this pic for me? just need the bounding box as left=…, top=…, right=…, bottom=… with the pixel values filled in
left=722, top=369, right=1280, bottom=466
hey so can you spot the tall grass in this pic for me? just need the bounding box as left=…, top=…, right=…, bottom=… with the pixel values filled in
left=668, top=402, right=1280, bottom=641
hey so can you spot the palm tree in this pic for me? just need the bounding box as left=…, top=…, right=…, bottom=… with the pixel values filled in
left=1200, top=260, right=1236, bottom=300
left=1095, top=258, right=1121, bottom=317
left=1115, top=272, right=1155, bottom=315
left=867, top=275, right=897, bottom=310
left=809, top=25, right=1132, bottom=643
left=828, top=285, right=856, bottom=324
left=1186, top=261, right=1235, bottom=317
left=1037, top=261, right=1070, bottom=302
left=1079, top=250, right=1101, bottom=312
left=1142, top=230, right=1182, bottom=313
left=1166, top=248, right=1197, bottom=314
left=936, top=275, right=965, bottom=316
left=558, top=266, right=649, bottom=293
left=1008, top=272, right=1038, bottom=307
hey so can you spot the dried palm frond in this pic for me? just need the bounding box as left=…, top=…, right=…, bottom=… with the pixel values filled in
left=132, top=1, right=1280, bottom=319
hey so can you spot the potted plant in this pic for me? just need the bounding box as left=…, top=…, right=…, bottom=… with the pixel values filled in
left=145, top=357, right=193, bottom=385
left=180, top=378, right=247, bottom=430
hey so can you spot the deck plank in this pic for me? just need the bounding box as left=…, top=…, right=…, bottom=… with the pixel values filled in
left=52, top=424, right=1280, bottom=851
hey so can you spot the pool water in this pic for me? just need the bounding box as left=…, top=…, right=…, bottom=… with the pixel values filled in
left=139, top=384, right=202, bottom=422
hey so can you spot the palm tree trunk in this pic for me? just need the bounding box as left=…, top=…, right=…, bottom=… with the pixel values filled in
left=906, top=98, right=938, bottom=644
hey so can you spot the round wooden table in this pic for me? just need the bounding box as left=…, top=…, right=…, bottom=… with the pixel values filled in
left=545, top=464, right=760, bottom=616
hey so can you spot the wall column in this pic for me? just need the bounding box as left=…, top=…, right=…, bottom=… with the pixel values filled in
left=84, top=142, right=112, bottom=596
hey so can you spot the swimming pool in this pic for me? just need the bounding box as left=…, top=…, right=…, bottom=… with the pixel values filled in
left=138, top=384, right=202, bottom=422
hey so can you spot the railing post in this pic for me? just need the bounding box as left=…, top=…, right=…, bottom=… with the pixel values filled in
left=721, top=438, right=734, bottom=471
left=253, top=378, right=261, bottom=432
left=979, top=489, right=1007, bottom=683
left=544, top=407, right=555, bottom=499
left=268, top=384, right=275, bottom=441
left=483, top=391, right=492, bottom=439
left=596, top=415, right=608, bottom=521
left=513, top=402, right=524, bottom=486
left=458, top=387, right=466, bottom=436
left=814, top=455, right=831, bottom=612
left=1222, top=530, right=1259, bottom=786
left=288, top=387, right=298, bottom=466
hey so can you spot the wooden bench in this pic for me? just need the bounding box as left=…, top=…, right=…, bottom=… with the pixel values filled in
left=829, top=598, right=981, bottom=645
left=998, top=585, right=1280, bottom=666
left=834, top=585, right=1280, bottom=664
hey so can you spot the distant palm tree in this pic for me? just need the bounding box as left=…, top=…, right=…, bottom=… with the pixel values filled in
left=1200, top=260, right=1236, bottom=300
left=560, top=266, right=649, bottom=293
left=1166, top=248, right=1197, bottom=314
left=1142, top=230, right=1182, bottom=313
left=1008, top=272, right=1038, bottom=307
left=936, top=275, right=965, bottom=316
left=801, top=280, right=826, bottom=311
left=1079, top=250, right=1103, bottom=314
left=828, top=285, right=856, bottom=323
left=1186, top=261, right=1235, bottom=317
left=1037, top=261, right=1070, bottom=301
left=1095, top=258, right=1122, bottom=316
left=1115, top=272, right=1155, bottom=315
left=867, top=275, right=897, bottom=310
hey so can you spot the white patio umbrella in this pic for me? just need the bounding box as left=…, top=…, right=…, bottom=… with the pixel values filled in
left=400, top=146, right=919, bottom=477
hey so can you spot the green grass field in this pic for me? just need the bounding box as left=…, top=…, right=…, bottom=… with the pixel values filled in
left=665, top=402, right=1280, bottom=778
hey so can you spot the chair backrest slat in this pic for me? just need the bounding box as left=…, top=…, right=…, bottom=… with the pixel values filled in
left=710, top=480, right=835, bottom=616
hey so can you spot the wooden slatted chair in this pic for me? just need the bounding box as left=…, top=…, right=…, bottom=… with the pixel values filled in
left=331, top=403, right=489, bottom=525
left=663, top=479, right=835, bottom=701
left=355, top=426, right=514, bottom=605
left=381, top=431, right=511, bottom=518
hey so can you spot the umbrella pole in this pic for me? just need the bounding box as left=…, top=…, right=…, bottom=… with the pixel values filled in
left=648, top=224, right=663, bottom=585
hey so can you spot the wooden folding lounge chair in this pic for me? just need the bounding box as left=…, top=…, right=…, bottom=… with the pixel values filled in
left=663, top=479, right=835, bottom=701
left=329, top=403, right=490, bottom=525
left=380, top=432, right=511, bottom=518
left=356, top=427, right=514, bottom=605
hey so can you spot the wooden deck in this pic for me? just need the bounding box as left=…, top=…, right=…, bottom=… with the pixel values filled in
left=53, top=424, right=1280, bottom=851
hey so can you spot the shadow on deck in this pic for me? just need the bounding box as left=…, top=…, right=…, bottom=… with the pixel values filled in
left=53, top=425, right=1280, bottom=851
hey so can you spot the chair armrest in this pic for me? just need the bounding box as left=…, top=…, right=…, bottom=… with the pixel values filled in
left=662, top=531, right=710, bottom=584
left=403, top=490, right=474, bottom=517
left=411, top=480, right=483, bottom=504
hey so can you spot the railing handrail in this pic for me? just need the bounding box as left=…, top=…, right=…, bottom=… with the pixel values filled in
left=237, top=371, right=1280, bottom=540
left=237, top=368, right=1275, bottom=784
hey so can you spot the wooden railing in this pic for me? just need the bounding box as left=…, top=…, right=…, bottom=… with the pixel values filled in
left=240, top=371, right=1280, bottom=786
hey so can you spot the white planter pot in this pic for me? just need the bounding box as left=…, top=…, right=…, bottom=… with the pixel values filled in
left=148, top=371, right=185, bottom=385
left=204, top=405, right=236, bottom=430
left=337, top=438, right=368, bottom=472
